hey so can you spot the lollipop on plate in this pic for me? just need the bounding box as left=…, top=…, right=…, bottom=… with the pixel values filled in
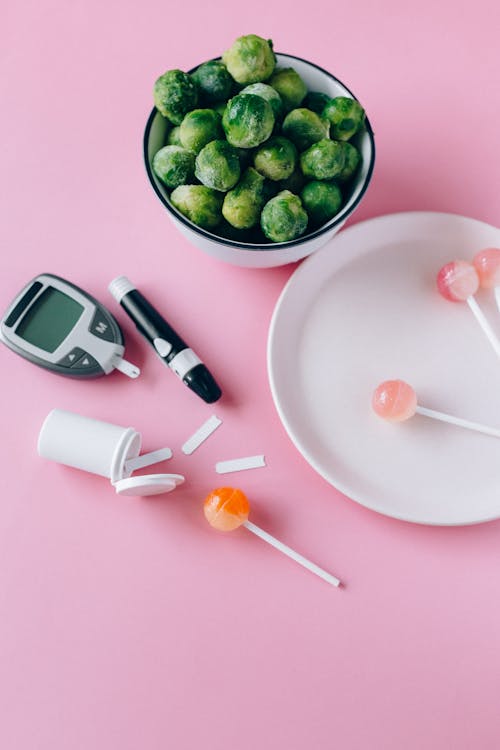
left=203, top=487, right=341, bottom=587
left=372, top=379, right=500, bottom=438
left=437, top=260, right=500, bottom=360
left=473, top=248, right=500, bottom=312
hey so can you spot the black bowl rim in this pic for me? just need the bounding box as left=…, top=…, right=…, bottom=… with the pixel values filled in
left=143, top=52, right=376, bottom=252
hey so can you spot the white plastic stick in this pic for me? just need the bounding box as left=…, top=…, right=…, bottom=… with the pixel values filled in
left=112, top=355, right=141, bottom=378
left=416, top=406, right=500, bottom=439
left=466, top=296, right=500, bottom=359
left=124, top=447, right=173, bottom=473
left=494, top=286, right=500, bottom=314
left=216, top=455, right=266, bottom=474
left=243, top=520, right=341, bottom=587
left=182, top=415, right=222, bottom=455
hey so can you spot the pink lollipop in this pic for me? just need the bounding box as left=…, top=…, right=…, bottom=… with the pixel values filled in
left=373, top=379, right=500, bottom=438
left=437, top=260, right=500, bottom=360
left=371, top=379, right=417, bottom=422
left=473, top=248, right=500, bottom=311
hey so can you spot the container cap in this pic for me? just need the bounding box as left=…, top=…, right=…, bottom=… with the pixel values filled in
left=113, top=473, right=185, bottom=497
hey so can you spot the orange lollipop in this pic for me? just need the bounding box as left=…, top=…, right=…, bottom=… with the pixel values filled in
left=203, top=487, right=250, bottom=531
left=203, top=487, right=341, bottom=587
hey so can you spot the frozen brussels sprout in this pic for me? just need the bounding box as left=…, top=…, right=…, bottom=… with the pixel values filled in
left=152, top=145, right=195, bottom=189
left=260, top=190, right=308, bottom=243
left=234, top=147, right=253, bottom=170
left=253, top=136, right=297, bottom=181
left=268, top=67, right=307, bottom=111
left=303, top=91, right=332, bottom=114
left=222, top=34, right=275, bottom=85
left=282, top=108, right=329, bottom=151
left=170, top=185, right=223, bottom=229
left=337, top=141, right=361, bottom=181
left=195, top=139, right=241, bottom=191
left=179, top=109, right=223, bottom=153
left=153, top=69, right=198, bottom=125
left=300, top=181, right=342, bottom=225
left=323, top=97, right=365, bottom=141
left=300, top=139, right=346, bottom=180
left=211, top=101, right=227, bottom=117
left=239, top=82, right=283, bottom=121
left=222, top=93, right=274, bottom=148
left=166, top=126, right=182, bottom=146
left=261, top=179, right=279, bottom=202
left=216, top=218, right=258, bottom=243
left=192, top=60, right=233, bottom=103
left=277, top=168, right=306, bottom=194
left=222, top=167, right=266, bottom=229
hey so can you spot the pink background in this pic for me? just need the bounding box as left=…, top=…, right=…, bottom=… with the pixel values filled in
left=2, top=2, right=500, bottom=748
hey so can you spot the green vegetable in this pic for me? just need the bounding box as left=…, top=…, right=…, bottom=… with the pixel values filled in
left=260, top=189, right=308, bottom=242
left=211, top=101, right=227, bottom=117
left=277, top=168, right=306, bottom=194
left=268, top=67, right=307, bottom=111
left=300, top=181, right=342, bottom=225
left=192, top=60, right=233, bottom=103
left=323, top=96, right=365, bottom=141
left=253, top=136, right=297, bottom=181
left=239, top=82, right=283, bottom=121
left=151, top=34, right=368, bottom=244
left=179, top=109, right=223, bottom=153
left=337, top=141, right=361, bottom=181
left=222, top=93, right=274, bottom=148
left=166, top=126, right=182, bottom=146
left=222, top=34, right=276, bottom=84
left=282, top=108, right=329, bottom=151
left=195, top=139, right=241, bottom=191
left=300, top=139, right=345, bottom=180
left=222, top=167, right=266, bottom=229
left=216, top=218, right=259, bottom=243
left=170, top=185, right=223, bottom=229
left=234, top=147, right=253, bottom=170
left=303, top=91, right=332, bottom=114
left=152, top=145, right=195, bottom=189
left=153, top=69, right=198, bottom=125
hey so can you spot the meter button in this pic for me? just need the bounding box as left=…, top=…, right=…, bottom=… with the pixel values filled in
left=90, top=310, right=115, bottom=342
left=72, top=353, right=99, bottom=370
left=58, top=347, right=86, bottom=367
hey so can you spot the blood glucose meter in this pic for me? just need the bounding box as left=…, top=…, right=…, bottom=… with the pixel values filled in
left=0, top=273, right=139, bottom=379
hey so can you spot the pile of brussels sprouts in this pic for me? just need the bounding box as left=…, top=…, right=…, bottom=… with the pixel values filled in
left=152, top=34, right=366, bottom=244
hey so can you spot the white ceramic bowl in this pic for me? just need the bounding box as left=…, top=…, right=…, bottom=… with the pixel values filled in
left=144, top=53, right=375, bottom=268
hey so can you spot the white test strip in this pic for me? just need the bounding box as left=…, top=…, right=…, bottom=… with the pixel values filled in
left=215, top=455, right=266, bottom=474
left=124, top=447, right=173, bottom=473
left=112, top=354, right=141, bottom=379
left=182, top=415, right=222, bottom=455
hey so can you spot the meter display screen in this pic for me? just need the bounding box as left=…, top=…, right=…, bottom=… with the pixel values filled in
left=16, top=287, right=84, bottom=353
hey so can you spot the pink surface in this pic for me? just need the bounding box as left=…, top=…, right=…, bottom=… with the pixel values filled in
left=2, top=3, right=500, bottom=749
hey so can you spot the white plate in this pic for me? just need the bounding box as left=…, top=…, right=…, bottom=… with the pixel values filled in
left=268, top=212, right=500, bottom=525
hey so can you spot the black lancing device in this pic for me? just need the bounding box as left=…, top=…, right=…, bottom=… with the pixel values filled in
left=108, top=276, right=222, bottom=403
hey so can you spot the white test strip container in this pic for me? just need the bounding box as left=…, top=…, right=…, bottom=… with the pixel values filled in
left=38, top=409, right=142, bottom=482
left=37, top=409, right=184, bottom=496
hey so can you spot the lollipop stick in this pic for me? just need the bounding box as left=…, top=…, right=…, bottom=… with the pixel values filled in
left=466, top=296, right=500, bottom=358
left=494, top=286, right=500, bottom=314
left=416, top=406, right=500, bottom=438
left=242, top=520, right=341, bottom=587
